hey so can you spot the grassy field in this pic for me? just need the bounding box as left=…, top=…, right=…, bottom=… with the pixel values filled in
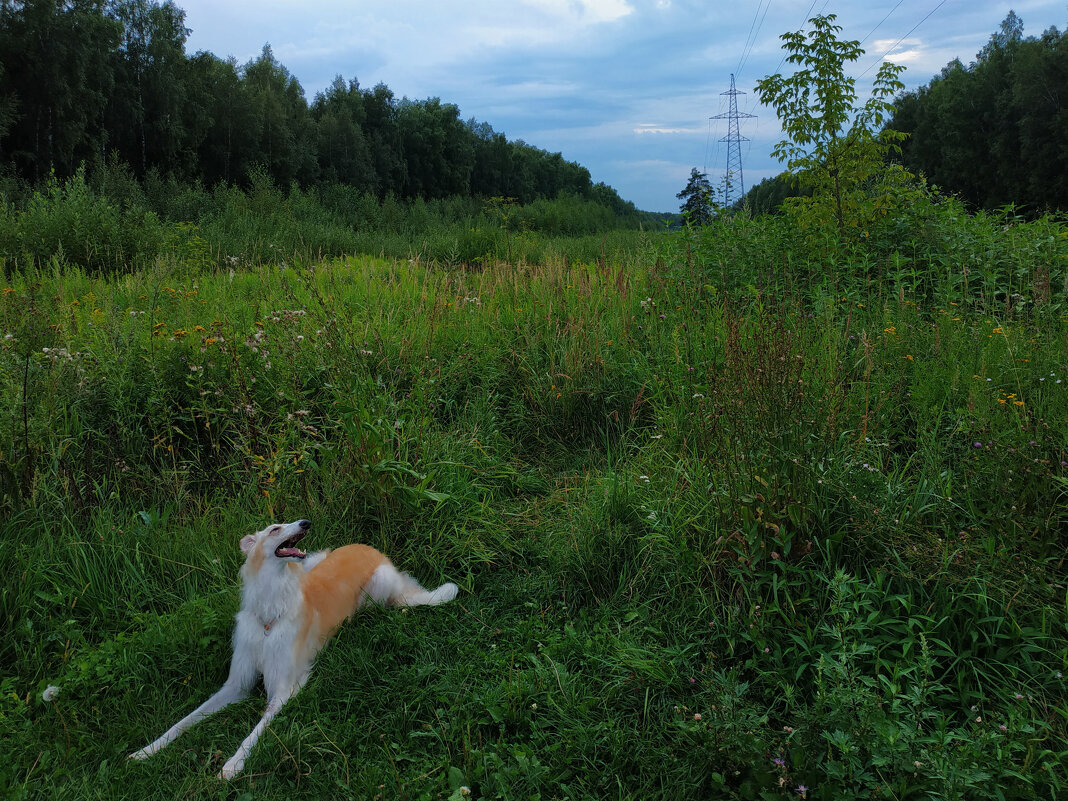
left=1, top=200, right=1067, bottom=800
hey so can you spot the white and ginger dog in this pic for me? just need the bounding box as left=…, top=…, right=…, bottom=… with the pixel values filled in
left=129, top=519, right=458, bottom=779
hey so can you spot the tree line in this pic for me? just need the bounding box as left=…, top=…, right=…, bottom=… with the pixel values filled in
left=736, top=12, right=1068, bottom=217
left=0, top=0, right=639, bottom=217
left=888, top=11, right=1068, bottom=213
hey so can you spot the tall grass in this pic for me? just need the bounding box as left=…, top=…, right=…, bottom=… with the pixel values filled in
left=1, top=193, right=1066, bottom=799
left=0, top=165, right=655, bottom=276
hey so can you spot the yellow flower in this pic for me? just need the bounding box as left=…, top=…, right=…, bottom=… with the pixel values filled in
left=904, top=354, right=913, bottom=361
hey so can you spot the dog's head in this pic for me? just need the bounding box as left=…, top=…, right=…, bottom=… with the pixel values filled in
left=240, top=519, right=311, bottom=563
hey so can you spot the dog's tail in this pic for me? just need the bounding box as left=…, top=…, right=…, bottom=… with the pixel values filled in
left=365, top=562, right=458, bottom=607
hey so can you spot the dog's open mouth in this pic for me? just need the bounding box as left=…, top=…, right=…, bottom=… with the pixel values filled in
left=274, top=530, right=307, bottom=560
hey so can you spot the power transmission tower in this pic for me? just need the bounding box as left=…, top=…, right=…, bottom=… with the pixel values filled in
left=710, top=74, right=755, bottom=207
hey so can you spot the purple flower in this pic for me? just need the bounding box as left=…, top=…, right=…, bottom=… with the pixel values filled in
left=973, top=442, right=982, bottom=448
left=772, top=757, right=786, bottom=768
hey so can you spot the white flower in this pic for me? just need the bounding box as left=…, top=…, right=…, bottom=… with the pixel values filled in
left=42, top=685, right=60, bottom=702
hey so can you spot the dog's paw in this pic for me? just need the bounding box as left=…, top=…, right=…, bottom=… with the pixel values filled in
left=128, top=748, right=151, bottom=760
left=217, top=758, right=244, bottom=780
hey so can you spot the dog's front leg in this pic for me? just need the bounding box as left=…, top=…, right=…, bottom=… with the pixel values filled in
left=217, top=688, right=294, bottom=780
left=130, top=671, right=254, bottom=760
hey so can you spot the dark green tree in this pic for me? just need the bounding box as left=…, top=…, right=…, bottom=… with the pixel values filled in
left=312, top=76, right=374, bottom=190
left=187, top=53, right=256, bottom=184
left=106, top=0, right=191, bottom=174
left=397, top=97, right=475, bottom=199
left=242, top=44, right=316, bottom=185
left=676, top=168, right=713, bottom=225
left=0, top=0, right=121, bottom=177
left=889, top=12, right=1068, bottom=212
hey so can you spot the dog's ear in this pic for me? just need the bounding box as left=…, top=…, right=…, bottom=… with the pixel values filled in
left=239, top=533, right=259, bottom=554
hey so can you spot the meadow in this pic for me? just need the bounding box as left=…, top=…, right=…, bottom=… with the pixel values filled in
left=1, top=187, right=1067, bottom=800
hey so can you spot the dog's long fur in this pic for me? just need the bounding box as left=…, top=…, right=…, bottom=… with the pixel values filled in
left=129, top=519, right=458, bottom=779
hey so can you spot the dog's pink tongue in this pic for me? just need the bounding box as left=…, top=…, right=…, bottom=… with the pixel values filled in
left=278, top=547, right=306, bottom=558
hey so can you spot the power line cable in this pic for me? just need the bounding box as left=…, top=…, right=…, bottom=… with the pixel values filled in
left=764, top=0, right=821, bottom=91
left=859, top=0, right=948, bottom=77
left=859, top=0, right=905, bottom=46
left=737, top=0, right=774, bottom=80
left=736, top=0, right=767, bottom=75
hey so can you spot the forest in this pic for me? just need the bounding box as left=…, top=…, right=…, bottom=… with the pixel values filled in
left=742, top=11, right=1068, bottom=217
left=889, top=10, right=1068, bottom=213
left=0, top=0, right=639, bottom=215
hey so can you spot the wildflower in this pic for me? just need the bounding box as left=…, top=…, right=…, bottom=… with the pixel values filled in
left=973, top=442, right=982, bottom=448
left=42, top=685, right=60, bottom=702
left=772, top=757, right=785, bottom=768
left=693, top=713, right=702, bottom=721
left=1000, top=724, right=1007, bottom=731
left=797, top=785, right=808, bottom=798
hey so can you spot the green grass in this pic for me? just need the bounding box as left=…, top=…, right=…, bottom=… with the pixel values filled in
left=1, top=201, right=1067, bottom=800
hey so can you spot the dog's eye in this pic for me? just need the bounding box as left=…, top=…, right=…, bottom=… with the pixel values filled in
left=270, top=526, right=281, bottom=534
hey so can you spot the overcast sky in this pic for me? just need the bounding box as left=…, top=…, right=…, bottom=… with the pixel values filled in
left=173, top=1, right=1068, bottom=212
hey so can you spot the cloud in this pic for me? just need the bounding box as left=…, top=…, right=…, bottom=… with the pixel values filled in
left=522, top=0, right=633, bottom=24
left=633, top=124, right=700, bottom=135
left=870, top=37, right=926, bottom=63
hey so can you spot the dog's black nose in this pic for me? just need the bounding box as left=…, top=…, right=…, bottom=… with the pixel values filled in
left=298, top=519, right=311, bottom=529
